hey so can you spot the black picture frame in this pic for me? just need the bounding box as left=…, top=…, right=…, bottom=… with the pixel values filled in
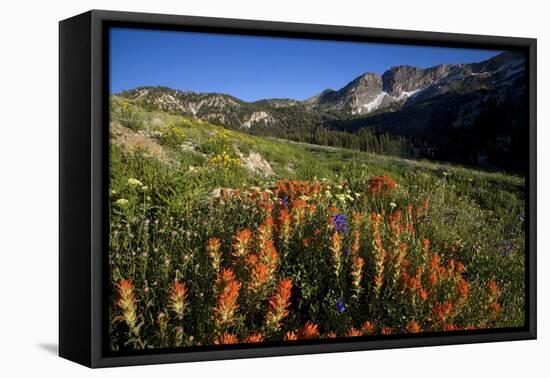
left=59, top=9, right=537, bottom=368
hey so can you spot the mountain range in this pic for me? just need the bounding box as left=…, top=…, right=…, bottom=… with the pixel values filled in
left=117, top=51, right=527, bottom=171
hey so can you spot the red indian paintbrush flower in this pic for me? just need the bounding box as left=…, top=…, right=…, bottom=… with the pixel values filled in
left=329, top=232, right=343, bottom=277
left=368, top=175, right=397, bottom=195
left=489, top=302, right=503, bottom=320
left=265, top=278, right=293, bottom=331
left=214, top=269, right=242, bottom=329
left=391, top=242, right=408, bottom=285
left=284, top=331, right=298, bottom=341
left=215, top=332, right=239, bottom=345
left=488, top=280, right=500, bottom=297
left=115, top=279, right=140, bottom=336
left=232, top=228, right=252, bottom=258
left=443, top=323, right=460, bottom=331
left=207, top=237, right=222, bottom=273
left=346, top=328, right=362, bottom=337
left=248, top=262, right=271, bottom=293
left=370, top=212, right=386, bottom=296
left=457, top=278, right=470, bottom=300
left=216, top=268, right=236, bottom=287
left=351, top=256, right=364, bottom=296
left=257, top=216, right=274, bottom=243
left=486, top=280, right=502, bottom=320
left=299, top=322, right=320, bottom=339
left=169, top=281, right=188, bottom=320
left=380, top=327, right=393, bottom=335
left=406, top=321, right=422, bottom=333
left=278, top=209, right=292, bottom=243
left=361, top=321, right=375, bottom=335
left=244, top=333, right=264, bottom=343
left=433, top=302, right=454, bottom=324
left=419, top=288, right=429, bottom=301
left=351, top=230, right=361, bottom=256
left=290, top=198, right=307, bottom=227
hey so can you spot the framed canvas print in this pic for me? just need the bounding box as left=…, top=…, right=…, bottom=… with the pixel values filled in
left=59, top=10, right=537, bottom=368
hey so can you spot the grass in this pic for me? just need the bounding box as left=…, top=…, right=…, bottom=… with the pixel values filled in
left=108, top=96, right=525, bottom=351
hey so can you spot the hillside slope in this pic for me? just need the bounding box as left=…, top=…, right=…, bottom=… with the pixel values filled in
left=108, top=95, right=525, bottom=350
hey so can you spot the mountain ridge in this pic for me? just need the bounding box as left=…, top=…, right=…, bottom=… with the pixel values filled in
left=118, top=51, right=524, bottom=122
left=115, top=51, right=527, bottom=171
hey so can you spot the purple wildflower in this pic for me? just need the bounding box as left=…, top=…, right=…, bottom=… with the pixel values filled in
left=333, top=214, right=348, bottom=233
left=280, top=196, right=289, bottom=208
left=336, top=299, right=346, bottom=314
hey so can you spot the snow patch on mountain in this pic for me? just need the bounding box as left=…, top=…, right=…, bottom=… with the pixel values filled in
left=397, top=88, right=424, bottom=100
left=360, top=92, right=388, bottom=113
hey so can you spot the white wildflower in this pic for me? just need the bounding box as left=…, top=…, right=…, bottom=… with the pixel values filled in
left=115, top=198, right=129, bottom=206
left=127, top=178, right=142, bottom=187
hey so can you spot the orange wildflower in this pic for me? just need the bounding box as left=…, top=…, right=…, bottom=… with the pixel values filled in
left=368, top=175, right=397, bottom=195
left=248, top=262, right=271, bottom=293
left=244, top=333, right=264, bottom=343
left=488, top=280, right=500, bottom=297
left=115, top=279, right=139, bottom=335
left=392, top=242, right=408, bottom=285
left=406, top=321, right=422, bottom=333
left=284, top=331, right=298, bottom=341
left=299, top=322, right=320, bottom=339
left=351, top=256, right=365, bottom=295
left=422, top=239, right=430, bottom=258
left=216, top=268, right=236, bottom=288
left=265, top=278, right=293, bottom=331
left=489, top=302, right=503, bottom=320
left=329, top=232, right=343, bottom=277
left=232, top=228, right=252, bottom=258
left=418, top=288, right=429, bottom=301
left=370, top=212, right=386, bottom=295
left=361, top=321, right=375, bottom=335
left=215, top=333, right=239, bottom=345
left=169, top=281, right=188, bottom=320
left=258, top=201, right=274, bottom=215
left=429, top=271, right=438, bottom=287
left=207, top=237, right=222, bottom=273
left=351, top=230, right=361, bottom=256
left=433, top=302, right=454, bottom=323
left=443, top=323, right=460, bottom=331
left=214, top=270, right=242, bottom=328
left=278, top=209, right=292, bottom=242
left=346, top=328, right=362, bottom=337
left=258, top=239, right=279, bottom=271
left=380, top=327, right=393, bottom=335
left=457, top=278, right=470, bottom=300
left=429, top=253, right=441, bottom=272
left=257, top=217, right=274, bottom=245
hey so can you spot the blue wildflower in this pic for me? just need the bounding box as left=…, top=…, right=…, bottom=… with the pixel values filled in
left=336, top=299, right=346, bottom=314
left=280, top=196, right=289, bottom=208
left=501, top=240, right=513, bottom=257
left=333, top=214, right=348, bottom=233
left=343, top=249, right=350, bottom=257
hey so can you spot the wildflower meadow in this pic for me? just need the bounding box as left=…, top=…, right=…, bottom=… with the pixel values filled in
left=108, top=97, right=526, bottom=351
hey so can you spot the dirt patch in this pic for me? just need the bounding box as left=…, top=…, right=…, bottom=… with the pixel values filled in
left=110, top=122, right=166, bottom=159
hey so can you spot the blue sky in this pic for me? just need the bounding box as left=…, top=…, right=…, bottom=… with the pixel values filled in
left=110, top=27, right=502, bottom=102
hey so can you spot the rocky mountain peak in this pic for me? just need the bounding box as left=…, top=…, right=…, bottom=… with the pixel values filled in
left=117, top=51, right=524, bottom=126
